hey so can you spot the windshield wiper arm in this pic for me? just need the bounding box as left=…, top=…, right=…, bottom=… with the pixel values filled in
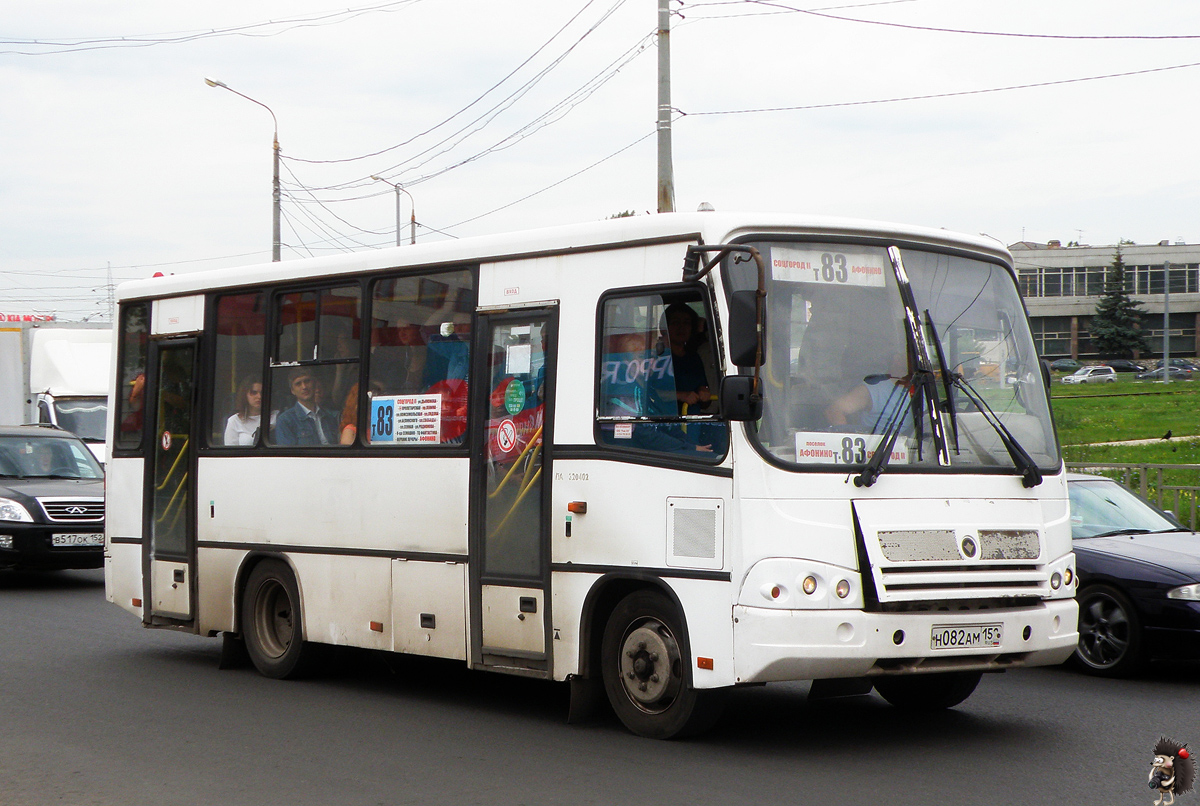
left=1093, top=527, right=1151, bottom=537
left=949, top=374, right=1043, bottom=488
left=853, top=375, right=918, bottom=488
left=924, top=310, right=960, bottom=456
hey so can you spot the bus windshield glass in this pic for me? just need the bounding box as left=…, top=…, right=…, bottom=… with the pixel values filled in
left=725, top=241, right=1060, bottom=473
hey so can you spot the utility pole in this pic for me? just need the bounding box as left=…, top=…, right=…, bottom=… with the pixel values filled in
left=657, top=0, right=675, bottom=213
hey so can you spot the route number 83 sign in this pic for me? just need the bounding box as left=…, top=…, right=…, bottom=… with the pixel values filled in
left=770, top=246, right=888, bottom=288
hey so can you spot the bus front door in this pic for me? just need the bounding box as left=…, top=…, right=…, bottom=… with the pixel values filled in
left=470, top=308, right=556, bottom=675
left=141, top=339, right=197, bottom=625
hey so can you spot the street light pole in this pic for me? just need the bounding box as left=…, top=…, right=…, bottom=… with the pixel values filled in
left=370, top=176, right=415, bottom=245
left=205, top=78, right=282, bottom=262
left=1163, top=261, right=1173, bottom=383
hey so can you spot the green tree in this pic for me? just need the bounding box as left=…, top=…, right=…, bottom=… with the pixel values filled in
left=1088, top=244, right=1147, bottom=358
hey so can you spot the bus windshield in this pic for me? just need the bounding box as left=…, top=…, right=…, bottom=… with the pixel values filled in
left=725, top=241, right=1060, bottom=473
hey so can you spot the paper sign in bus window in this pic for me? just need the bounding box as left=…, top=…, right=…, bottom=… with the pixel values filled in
left=771, top=246, right=887, bottom=288
left=370, top=394, right=442, bottom=444
left=793, top=431, right=910, bottom=465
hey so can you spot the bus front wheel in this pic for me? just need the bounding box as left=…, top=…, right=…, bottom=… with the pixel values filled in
left=600, top=590, right=724, bottom=739
left=873, top=670, right=982, bottom=710
left=241, top=559, right=317, bottom=679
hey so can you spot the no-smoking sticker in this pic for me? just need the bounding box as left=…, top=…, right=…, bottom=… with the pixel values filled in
left=496, top=419, right=518, bottom=453
left=161, top=430, right=172, bottom=451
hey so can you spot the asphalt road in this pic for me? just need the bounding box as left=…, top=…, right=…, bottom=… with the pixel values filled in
left=0, top=569, right=1193, bottom=806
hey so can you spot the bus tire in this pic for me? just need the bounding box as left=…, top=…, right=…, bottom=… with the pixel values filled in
left=601, top=590, right=725, bottom=739
left=873, top=670, right=982, bottom=710
left=241, top=559, right=317, bottom=679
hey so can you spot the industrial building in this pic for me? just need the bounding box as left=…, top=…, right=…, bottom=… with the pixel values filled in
left=1014, top=239, right=1200, bottom=360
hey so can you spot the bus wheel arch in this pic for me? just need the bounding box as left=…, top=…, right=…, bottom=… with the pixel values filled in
left=592, top=583, right=725, bottom=738
left=238, top=555, right=318, bottom=679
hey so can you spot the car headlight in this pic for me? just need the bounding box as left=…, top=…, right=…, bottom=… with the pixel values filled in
left=0, top=498, right=33, bottom=522
left=1167, top=584, right=1200, bottom=601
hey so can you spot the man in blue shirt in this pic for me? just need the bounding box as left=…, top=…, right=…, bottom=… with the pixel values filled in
left=274, top=368, right=339, bottom=446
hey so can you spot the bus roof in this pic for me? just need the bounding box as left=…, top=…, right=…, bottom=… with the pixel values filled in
left=116, top=212, right=1012, bottom=302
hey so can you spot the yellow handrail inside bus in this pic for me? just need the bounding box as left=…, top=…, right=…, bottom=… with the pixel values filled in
left=155, top=434, right=190, bottom=493
left=488, top=467, right=542, bottom=539
left=489, top=425, right=542, bottom=500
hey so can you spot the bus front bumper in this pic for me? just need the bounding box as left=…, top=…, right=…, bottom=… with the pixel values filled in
left=731, top=599, right=1078, bottom=685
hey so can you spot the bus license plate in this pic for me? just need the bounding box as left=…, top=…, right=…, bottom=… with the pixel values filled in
left=930, top=623, right=1002, bottom=650
left=51, top=533, right=103, bottom=547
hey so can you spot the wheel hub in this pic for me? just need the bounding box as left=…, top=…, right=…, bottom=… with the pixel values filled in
left=618, top=620, right=681, bottom=709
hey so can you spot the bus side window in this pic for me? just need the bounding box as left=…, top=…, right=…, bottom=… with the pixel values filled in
left=267, top=285, right=361, bottom=448
left=595, top=288, right=727, bottom=458
left=114, top=301, right=149, bottom=452
left=367, top=269, right=474, bottom=446
left=210, top=292, right=267, bottom=448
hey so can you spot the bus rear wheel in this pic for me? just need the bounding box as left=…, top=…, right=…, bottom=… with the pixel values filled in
left=600, top=590, right=724, bottom=739
left=241, top=559, right=316, bottom=679
left=873, top=670, right=982, bottom=710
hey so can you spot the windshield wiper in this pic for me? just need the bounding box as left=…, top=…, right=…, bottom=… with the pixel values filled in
left=924, top=311, right=960, bottom=456
left=854, top=375, right=918, bottom=488
left=921, top=309, right=1041, bottom=488
left=1093, top=527, right=1151, bottom=537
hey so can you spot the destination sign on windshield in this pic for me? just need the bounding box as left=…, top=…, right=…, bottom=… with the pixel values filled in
left=770, top=246, right=887, bottom=287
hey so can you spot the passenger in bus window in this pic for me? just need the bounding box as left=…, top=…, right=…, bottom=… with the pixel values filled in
left=223, top=378, right=274, bottom=446
left=824, top=347, right=914, bottom=434
left=274, top=368, right=339, bottom=446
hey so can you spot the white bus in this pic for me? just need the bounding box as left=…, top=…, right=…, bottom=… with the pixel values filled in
left=105, top=212, right=1077, bottom=738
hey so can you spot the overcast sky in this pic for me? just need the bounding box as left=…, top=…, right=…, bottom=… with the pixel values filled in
left=3, top=0, right=1199, bottom=320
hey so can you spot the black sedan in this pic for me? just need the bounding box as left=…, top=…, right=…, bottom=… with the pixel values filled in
left=1068, top=473, right=1200, bottom=676
left=0, top=425, right=105, bottom=571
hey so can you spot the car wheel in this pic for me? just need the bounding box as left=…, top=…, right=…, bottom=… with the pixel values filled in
left=241, top=559, right=320, bottom=679
left=873, top=671, right=982, bottom=710
left=1072, top=584, right=1143, bottom=677
left=600, top=590, right=726, bottom=739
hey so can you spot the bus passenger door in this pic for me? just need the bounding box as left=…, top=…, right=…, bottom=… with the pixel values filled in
left=470, top=308, right=556, bottom=675
left=141, top=339, right=198, bottom=625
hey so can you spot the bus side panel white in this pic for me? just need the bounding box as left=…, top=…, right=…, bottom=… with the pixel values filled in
left=551, top=461, right=731, bottom=569
left=105, top=457, right=143, bottom=542
left=196, top=456, right=469, bottom=556
left=105, top=542, right=143, bottom=616
left=391, top=560, right=467, bottom=661
left=549, top=571, right=594, bottom=681
left=105, top=456, right=143, bottom=610
left=195, top=546, right=246, bottom=635
left=289, top=554, right=391, bottom=650
left=151, top=295, right=205, bottom=335
left=667, top=578, right=735, bottom=689
left=1039, top=494, right=1072, bottom=561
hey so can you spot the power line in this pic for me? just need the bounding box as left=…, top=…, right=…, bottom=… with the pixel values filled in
left=286, top=0, right=619, bottom=165
left=0, top=1, right=426, bottom=56
left=682, top=58, right=1200, bottom=116
left=738, top=0, right=1200, bottom=40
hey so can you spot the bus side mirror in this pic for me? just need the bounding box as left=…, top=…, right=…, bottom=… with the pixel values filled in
left=728, top=290, right=764, bottom=367
left=720, top=375, right=762, bottom=421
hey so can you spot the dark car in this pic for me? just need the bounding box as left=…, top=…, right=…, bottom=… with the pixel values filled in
left=1154, top=358, right=1200, bottom=370
left=1136, top=366, right=1194, bottom=382
left=1102, top=359, right=1147, bottom=373
left=1068, top=473, right=1200, bottom=676
left=1049, top=358, right=1081, bottom=372
left=0, top=425, right=105, bottom=571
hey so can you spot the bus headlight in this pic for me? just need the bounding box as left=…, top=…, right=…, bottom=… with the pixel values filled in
left=1167, top=584, right=1200, bottom=601
left=801, top=576, right=817, bottom=595
left=0, top=498, right=33, bottom=522
left=835, top=579, right=851, bottom=599
left=1050, top=572, right=1062, bottom=590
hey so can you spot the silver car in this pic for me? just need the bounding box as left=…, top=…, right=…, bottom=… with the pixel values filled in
left=1062, top=365, right=1117, bottom=384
